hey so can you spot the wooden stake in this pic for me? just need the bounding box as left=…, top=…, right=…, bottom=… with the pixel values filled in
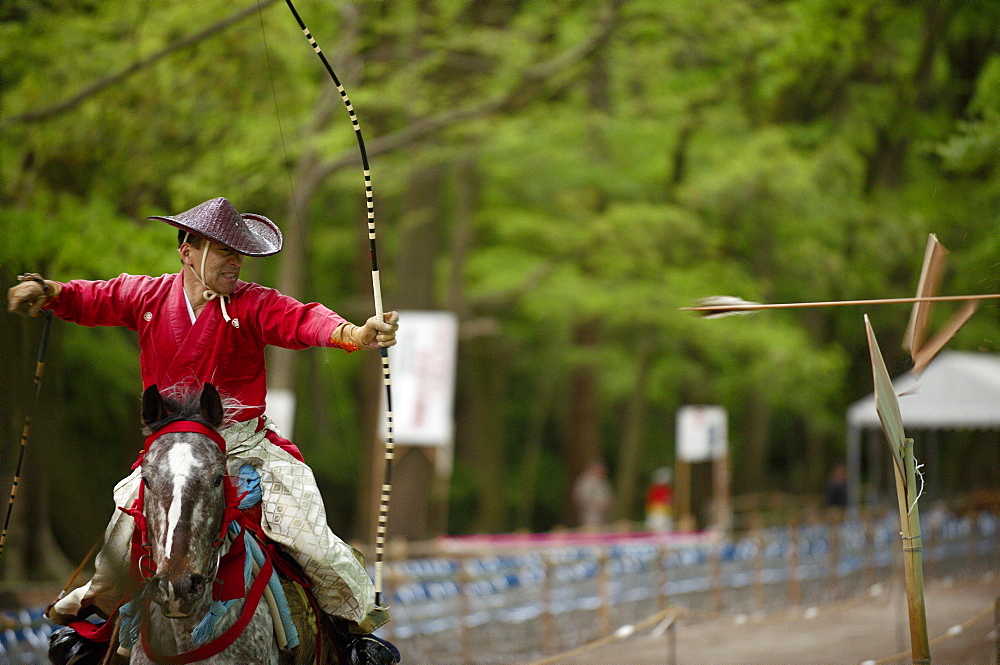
left=675, top=460, right=693, bottom=530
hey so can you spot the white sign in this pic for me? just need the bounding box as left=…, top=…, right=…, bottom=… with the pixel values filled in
left=383, top=310, right=459, bottom=446
left=267, top=388, right=297, bottom=441
left=676, top=405, right=728, bottom=462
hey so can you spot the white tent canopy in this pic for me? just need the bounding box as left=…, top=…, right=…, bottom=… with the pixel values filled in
left=847, top=351, right=1000, bottom=430
left=845, top=351, right=1000, bottom=507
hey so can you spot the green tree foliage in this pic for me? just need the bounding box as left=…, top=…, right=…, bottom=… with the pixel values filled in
left=0, top=1, right=996, bottom=576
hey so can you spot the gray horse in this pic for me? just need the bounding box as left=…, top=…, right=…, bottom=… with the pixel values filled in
left=47, top=384, right=335, bottom=665
left=130, top=384, right=321, bottom=665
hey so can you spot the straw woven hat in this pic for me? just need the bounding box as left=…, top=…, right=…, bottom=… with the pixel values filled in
left=149, top=197, right=283, bottom=257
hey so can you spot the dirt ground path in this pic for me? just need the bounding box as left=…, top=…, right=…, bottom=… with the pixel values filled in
left=553, top=574, right=998, bottom=665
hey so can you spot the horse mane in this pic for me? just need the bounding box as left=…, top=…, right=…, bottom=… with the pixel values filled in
left=145, top=384, right=257, bottom=434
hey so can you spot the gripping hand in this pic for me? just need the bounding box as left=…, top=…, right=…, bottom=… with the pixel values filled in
left=330, top=312, right=399, bottom=350
left=7, top=273, right=61, bottom=318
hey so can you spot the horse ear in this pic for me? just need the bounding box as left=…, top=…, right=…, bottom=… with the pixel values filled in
left=142, top=385, right=166, bottom=427
left=200, top=383, right=224, bottom=428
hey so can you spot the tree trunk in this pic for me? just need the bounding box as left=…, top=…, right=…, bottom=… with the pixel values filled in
left=264, top=24, right=350, bottom=434
left=465, top=338, right=509, bottom=534
left=736, top=393, right=771, bottom=496
left=562, top=321, right=604, bottom=526
left=613, top=336, right=654, bottom=522
left=513, top=340, right=564, bottom=531
left=382, top=162, right=447, bottom=541
left=0, top=310, right=74, bottom=584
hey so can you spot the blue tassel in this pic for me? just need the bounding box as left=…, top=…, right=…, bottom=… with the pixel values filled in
left=233, top=464, right=300, bottom=647
left=237, top=464, right=262, bottom=510
left=191, top=599, right=231, bottom=645
left=245, top=530, right=299, bottom=649
left=191, top=526, right=253, bottom=645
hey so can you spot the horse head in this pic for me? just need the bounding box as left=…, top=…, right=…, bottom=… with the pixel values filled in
left=140, top=383, right=228, bottom=619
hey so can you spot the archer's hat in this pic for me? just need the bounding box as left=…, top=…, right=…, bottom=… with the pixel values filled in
left=149, top=197, right=283, bottom=257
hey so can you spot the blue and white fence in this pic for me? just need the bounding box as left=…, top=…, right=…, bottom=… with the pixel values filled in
left=381, top=510, right=998, bottom=664
left=0, top=510, right=995, bottom=664
left=0, top=607, right=54, bottom=665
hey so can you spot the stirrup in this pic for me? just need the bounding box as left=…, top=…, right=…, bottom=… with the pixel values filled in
left=331, top=619, right=401, bottom=665
left=48, top=625, right=108, bottom=665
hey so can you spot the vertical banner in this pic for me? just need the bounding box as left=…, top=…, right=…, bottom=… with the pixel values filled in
left=676, top=405, right=728, bottom=462
left=384, top=310, right=459, bottom=446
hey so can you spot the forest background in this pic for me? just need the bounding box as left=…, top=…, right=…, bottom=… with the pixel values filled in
left=0, top=0, right=997, bottom=583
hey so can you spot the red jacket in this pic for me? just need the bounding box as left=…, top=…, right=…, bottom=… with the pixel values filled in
left=47, top=272, right=346, bottom=422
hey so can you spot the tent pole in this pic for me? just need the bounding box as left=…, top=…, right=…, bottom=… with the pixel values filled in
left=867, top=430, right=883, bottom=508
left=927, top=430, right=940, bottom=501
left=847, top=425, right=861, bottom=516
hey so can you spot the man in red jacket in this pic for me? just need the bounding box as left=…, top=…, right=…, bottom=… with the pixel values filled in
left=9, top=197, right=399, bottom=661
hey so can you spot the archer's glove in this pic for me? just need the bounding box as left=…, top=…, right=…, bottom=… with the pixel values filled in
left=331, top=312, right=399, bottom=350
left=7, top=273, right=61, bottom=318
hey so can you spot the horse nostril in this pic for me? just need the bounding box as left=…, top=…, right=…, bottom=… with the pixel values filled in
left=181, top=573, right=206, bottom=597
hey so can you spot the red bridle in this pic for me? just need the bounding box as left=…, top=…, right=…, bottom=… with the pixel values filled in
left=123, top=420, right=244, bottom=581
left=142, top=420, right=228, bottom=456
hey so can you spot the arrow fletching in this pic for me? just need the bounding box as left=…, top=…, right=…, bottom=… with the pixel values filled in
left=687, top=296, right=761, bottom=318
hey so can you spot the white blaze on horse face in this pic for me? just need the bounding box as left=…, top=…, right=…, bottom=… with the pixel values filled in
left=164, top=442, right=196, bottom=561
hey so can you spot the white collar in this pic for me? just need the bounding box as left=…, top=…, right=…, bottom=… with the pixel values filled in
left=183, top=289, right=197, bottom=324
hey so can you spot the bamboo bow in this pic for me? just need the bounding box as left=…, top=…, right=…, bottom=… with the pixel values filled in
left=284, top=0, right=395, bottom=608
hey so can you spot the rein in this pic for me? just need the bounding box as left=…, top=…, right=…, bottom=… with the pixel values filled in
left=125, top=420, right=271, bottom=664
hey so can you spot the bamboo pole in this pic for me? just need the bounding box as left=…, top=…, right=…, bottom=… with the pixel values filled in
left=458, top=556, right=471, bottom=665
left=866, top=315, right=931, bottom=663
left=710, top=540, right=723, bottom=613
left=751, top=513, right=764, bottom=613
left=892, top=438, right=931, bottom=664
left=658, top=543, right=670, bottom=612
left=542, top=554, right=556, bottom=654
left=827, top=510, right=841, bottom=600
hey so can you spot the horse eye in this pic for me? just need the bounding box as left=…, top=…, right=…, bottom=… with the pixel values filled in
left=142, top=476, right=150, bottom=489
left=213, top=474, right=224, bottom=486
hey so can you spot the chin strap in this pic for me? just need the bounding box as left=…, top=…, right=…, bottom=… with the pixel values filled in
left=202, top=290, right=233, bottom=324
left=185, top=240, right=234, bottom=324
